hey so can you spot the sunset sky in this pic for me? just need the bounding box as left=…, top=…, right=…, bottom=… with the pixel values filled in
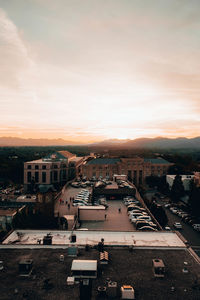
left=0, top=0, right=200, bottom=143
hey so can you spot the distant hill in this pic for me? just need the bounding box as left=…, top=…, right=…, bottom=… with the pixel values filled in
left=92, top=137, right=200, bottom=149
left=91, top=139, right=130, bottom=146
left=0, top=137, right=82, bottom=146
left=1, top=136, right=200, bottom=148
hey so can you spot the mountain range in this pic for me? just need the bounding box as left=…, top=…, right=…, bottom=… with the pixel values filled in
left=1, top=136, right=200, bottom=148
left=0, top=137, right=80, bottom=146
left=92, top=137, right=200, bottom=149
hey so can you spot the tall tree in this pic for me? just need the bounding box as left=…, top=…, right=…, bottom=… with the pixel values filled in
left=170, top=175, right=185, bottom=202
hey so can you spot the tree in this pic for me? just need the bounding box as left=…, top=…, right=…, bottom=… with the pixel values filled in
left=150, top=202, right=168, bottom=228
left=170, top=175, right=185, bottom=202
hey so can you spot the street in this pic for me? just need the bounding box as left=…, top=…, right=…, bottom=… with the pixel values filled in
left=145, top=190, right=200, bottom=256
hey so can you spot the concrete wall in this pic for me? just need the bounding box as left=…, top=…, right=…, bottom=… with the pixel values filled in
left=79, top=208, right=105, bottom=221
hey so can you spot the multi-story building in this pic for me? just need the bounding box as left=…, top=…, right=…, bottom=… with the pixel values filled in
left=58, top=151, right=84, bottom=180
left=24, top=152, right=69, bottom=191
left=194, top=172, right=200, bottom=187
left=24, top=151, right=85, bottom=191
left=82, top=157, right=172, bottom=185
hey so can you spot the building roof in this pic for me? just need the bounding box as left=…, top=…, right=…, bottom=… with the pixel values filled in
left=0, top=208, right=18, bottom=217
left=87, top=158, right=121, bottom=165
left=144, top=158, right=172, bottom=165
left=58, top=150, right=75, bottom=159
left=43, top=152, right=68, bottom=161
left=78, top=206, right=105, bottom=210
left=2, top=230, right=186, bottom=248
left=0, top=248, right=199, bottom=300
left=71, top=259, right=97, bottom=271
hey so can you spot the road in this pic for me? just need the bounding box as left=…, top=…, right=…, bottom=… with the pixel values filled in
left=145, top=190, right=200, bottom=256
left=164, top=205, right=200, bottom=257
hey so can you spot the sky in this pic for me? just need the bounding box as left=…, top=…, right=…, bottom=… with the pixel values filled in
left=0, top=0, right=200, bottom=143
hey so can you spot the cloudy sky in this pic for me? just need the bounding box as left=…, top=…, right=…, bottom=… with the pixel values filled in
left=0, top=0, right=200, bottom=142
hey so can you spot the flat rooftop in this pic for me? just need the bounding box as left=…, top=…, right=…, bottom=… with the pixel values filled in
left=0, top=208, right=18, bottom=216
left=2, top=230, right=185, bottom=248
left=0, top=248, right=199, bottom=300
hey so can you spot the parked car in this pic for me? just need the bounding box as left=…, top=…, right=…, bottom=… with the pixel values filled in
left=173, top=222, right=182, bottom=229
left=192, top=224, right=200, bottom=231
left=73, top=203, right=88, bottom=207
left=129, top=212, right=147, bottom=220
left=138, top=226, right=158, bottom=231
left=128, top=209, right=146, bottom=216
left=164, top=226, right=171, bottom=231
left=136, top=215, right=152, bottom=222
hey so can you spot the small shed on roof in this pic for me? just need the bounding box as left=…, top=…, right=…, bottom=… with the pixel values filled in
left=71, top=259, right=97, bottom=279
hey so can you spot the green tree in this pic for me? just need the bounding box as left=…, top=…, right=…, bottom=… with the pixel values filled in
left=170, top=175, right=185, bottom=202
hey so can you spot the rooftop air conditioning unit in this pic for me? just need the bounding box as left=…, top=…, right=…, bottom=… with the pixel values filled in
left=19, top=259, right=33, bottom=277
left=66, top=276, right=75, bottom=285
left=121, top=285, right=135, bottom=299
left=43, top=234, right=52, bottom=245
left=68, top=246, right=78, bottom=257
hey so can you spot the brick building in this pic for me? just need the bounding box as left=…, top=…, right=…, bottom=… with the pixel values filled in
left=82, top=157, right=172, bottom=184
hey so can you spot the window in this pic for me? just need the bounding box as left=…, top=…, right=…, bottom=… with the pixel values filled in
left=27, top=172, right=32, bottom=183
left=42, top=172, right=46, bottom=183
left=42, top=165, right=46, bottom=170
left=53, top=164, right=58, bottom=169
left=27, top=165, right=31, bottom=169
left=35, top=172, right=39, bottom=183
left=128, top=170, right=132, bottom=180
left=62, top=170, right=66, bottom=180
left=54, top=170, right=58, bottom=181
left=35, top=165, right=39, bottom=169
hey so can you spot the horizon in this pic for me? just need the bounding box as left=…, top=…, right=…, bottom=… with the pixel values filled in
left=0, top=1, right=200, bottom=142
left=1, top=134, right=200, bottom=146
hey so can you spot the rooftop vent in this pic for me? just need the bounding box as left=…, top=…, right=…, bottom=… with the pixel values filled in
left=19, top=259, right=33, bottom=277
left=43, top=234, right=52, bottom=245
left=99, top=251, right=109, bottom=265
left=121, top=285, right=135, bottom=299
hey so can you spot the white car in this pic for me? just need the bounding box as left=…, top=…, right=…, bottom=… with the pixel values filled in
left=130, top=215, right=147, bottom=223
left=129, top=213, right=147, bottom=220
left=174, top=222, right=182, bottom=229
left=136, top=215, right=152, bottom=222
left=164, top=226, right=171, bottom=231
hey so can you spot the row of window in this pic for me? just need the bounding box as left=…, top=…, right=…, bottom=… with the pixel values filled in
left=27, top=165, right=46, bottom=170
left=27, top=170, right=67, bottom=183
left=27, top=164, right=67, bottom=170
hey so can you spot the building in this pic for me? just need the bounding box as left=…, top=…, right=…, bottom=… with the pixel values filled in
left=36, top=184, right=56, bottom=217
left=166, top=175, right=194, bottom=191
left=24, top=152, right=69, bottom=191
left=1, top=230, right=200, bottom=300
left=56, top=151, right=84, bottom=180
left=82, top=158, right=121, bottom=180
left=82, top=157, right=172, bottom=184
left=194, top=172, right=200, bottom=187
left=0, top=206, right=26, bottom=230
